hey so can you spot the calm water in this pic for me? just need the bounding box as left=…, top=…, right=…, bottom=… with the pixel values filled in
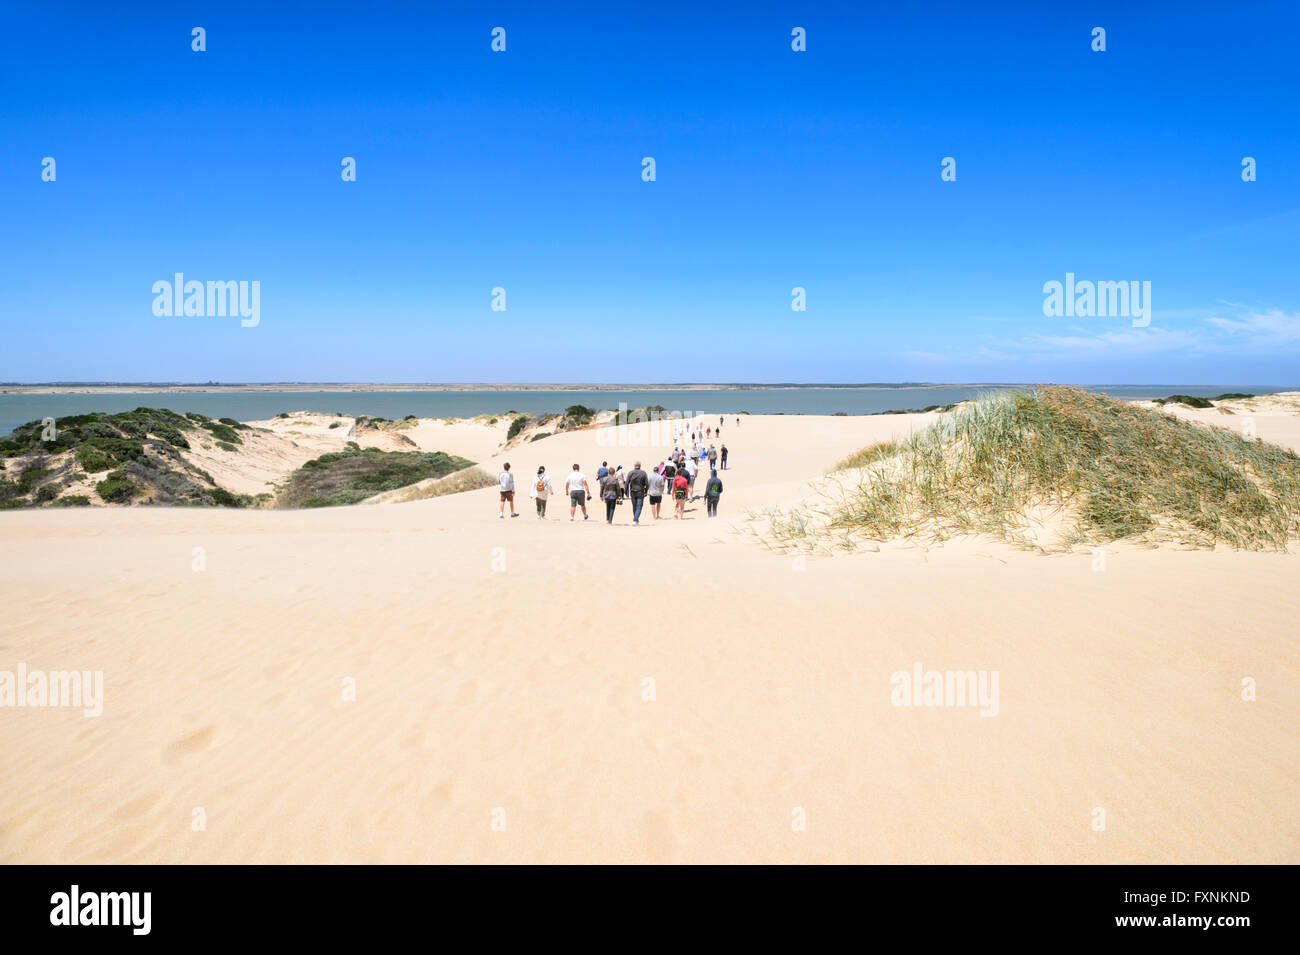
left=0, top=385, right=1292, bottom=438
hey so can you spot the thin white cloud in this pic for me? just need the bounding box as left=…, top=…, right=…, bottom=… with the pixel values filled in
left=907, top=306, right=1300, bottom=363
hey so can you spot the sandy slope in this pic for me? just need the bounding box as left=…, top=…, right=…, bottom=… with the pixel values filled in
left=0, top=410, right=1297, bottom=863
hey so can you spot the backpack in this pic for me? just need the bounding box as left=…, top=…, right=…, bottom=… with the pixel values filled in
left=536, top=479, right=545, bottom=493
left=708, top=479, right=722, bottom=495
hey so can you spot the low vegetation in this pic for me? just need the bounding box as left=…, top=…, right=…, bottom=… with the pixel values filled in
left=771, top=387, right=1300, bottom=553
left=0, top=407, right=259, bottom=508
left=381, top=466, right=497, bottom=504
left=276, top=443, right=475, bottom=508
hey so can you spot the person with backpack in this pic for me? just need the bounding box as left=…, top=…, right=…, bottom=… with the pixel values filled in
left=625, top=461, right=649, bottom=525
left=720, top=444, right=728, bottom=470
left=708, top=445, right=717, bottom=470
left=599, top=467, right=621, bottom=524
left=530, top=466, right=553, bottom=519
left=498, top=463, right=517, bottom=518
left=672, top=469, right=689, bottom=519
left=704, top=469, right=723, bottom=517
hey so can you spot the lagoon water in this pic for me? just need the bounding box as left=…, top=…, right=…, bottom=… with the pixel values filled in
left=0, top=385, right=1291, bottom=438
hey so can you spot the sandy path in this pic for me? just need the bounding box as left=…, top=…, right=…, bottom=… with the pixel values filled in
left=1, top=413, right=1296, bottom=863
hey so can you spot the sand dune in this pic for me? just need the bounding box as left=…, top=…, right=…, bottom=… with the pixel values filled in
left=1, top=409, right=1297, bottom=863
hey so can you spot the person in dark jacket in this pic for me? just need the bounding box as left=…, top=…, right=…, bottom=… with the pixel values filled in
left=625, top=461, right=649, bottom=525
left=704, top=469, right=723, bottom=517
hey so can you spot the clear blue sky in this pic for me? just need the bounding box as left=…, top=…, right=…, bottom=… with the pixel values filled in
left=2, top=1, right=1297, bottom=384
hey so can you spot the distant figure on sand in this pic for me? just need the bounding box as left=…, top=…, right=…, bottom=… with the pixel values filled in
left=708, top=445, right=717, bottom=470
left=720, top=444, right=728, bottom=469
left=530, top=466, right=553, bottom=519
left=566, top=464, right=591, bottom=522
left=498, top=463, right=517, bottom=518
left=626, top=461, right=649, bottom=525
left=704, top=469, right=723, bottom=517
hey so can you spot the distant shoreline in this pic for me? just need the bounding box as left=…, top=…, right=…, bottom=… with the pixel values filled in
left=0, top=382, right=1281, bottom=395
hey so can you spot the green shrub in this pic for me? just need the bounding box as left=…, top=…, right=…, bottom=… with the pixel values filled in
left=507, top=416, right=530, bottom=440
left=278, top=448, right=475, bottom=508
left=205, top=487, right=244, bottom=507
left=54, top=495, right=91, bottom=507
left=77, top=445, right=119, bottom=473
left=96, top=473, right=139, bottom=503
left=35, top=483, right=60, bottom=503
left=201, top=421, right=242, bottom=444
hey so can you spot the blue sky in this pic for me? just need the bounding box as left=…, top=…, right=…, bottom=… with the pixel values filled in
left=2, top=1, right=1297, bottom=384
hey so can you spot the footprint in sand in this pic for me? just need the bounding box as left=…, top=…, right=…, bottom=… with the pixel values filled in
left=164, top=725, right=219, bottom=762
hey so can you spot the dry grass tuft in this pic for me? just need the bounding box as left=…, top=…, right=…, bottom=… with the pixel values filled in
left=763, top=386, right=1300, bottom=553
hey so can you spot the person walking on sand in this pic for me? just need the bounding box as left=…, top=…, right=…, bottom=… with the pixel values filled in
left=599, top=467, right=621, bottom=524
left=498, top=463, right=518, bottom=518
left=672, top=468, right=689, bottom=518
left=626, top=460, right=648, bottom=525
left=684, top=453, right=698, bottom=500
left=530, top=466, right=553, bottom=519
left=566, top=464, right=591, bottom=521
left=646, top=464, right=665, bottom=520
left=708, top=444, right=717, bottom=470
left=704, top=469, right=723, bottom=517
left=720, top=443, right=728, bottom=470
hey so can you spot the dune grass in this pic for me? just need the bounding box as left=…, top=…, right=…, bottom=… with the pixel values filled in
left=380, top=466, right=497, bottom=504
left=814, top=386, right=1300, bottom=551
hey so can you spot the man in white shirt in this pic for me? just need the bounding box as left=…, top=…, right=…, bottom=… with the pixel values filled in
left=565, top=463, right=591, bottom=522
left=498, top=463, right=517, bottom=518
left=530, top=466, right=554, bottom=519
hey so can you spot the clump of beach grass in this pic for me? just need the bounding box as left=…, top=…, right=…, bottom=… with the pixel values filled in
left=375, top=466, right=497, bottom=504
left=780, top=386, right=1300, bottom=552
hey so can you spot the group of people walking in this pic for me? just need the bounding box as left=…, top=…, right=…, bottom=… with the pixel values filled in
left=496, top=441, right=729, bottom=525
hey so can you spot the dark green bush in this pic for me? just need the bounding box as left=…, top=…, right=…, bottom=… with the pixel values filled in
left=96, top=473, right=139, bottom=503
left=507, top=415, right=531, bottom=440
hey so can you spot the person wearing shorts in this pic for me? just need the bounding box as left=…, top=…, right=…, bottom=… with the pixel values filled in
left=566, top=464, right=591, bottom=521
left=672, top=471, right=689, bottom=519
left=498, top=463, right=517, bottom=518
left=648, top=466, right=665, bottom=519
